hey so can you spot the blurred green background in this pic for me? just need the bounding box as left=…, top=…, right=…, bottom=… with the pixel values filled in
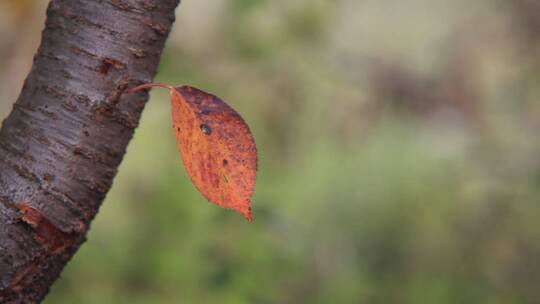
left=2, top=0, right=540, bottom=303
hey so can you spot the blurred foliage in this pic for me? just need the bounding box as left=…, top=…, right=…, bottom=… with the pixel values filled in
left=1, top=0, right=540, bottom=303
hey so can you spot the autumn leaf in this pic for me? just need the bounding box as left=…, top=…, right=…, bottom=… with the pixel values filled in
left=128, top=83, right=257, bottom=222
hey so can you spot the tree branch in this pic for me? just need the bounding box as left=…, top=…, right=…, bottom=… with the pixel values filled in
left=0, top=0, right=180, bottom=302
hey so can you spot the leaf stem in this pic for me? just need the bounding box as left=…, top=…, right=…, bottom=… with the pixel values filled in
left=127, top=82, right=176, bottom=94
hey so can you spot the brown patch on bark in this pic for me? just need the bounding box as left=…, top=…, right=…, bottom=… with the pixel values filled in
left=70, top=46, right=97, bottom=58
left=15, top=203, right=79, bottom=254
left=143, top=19, right=168, bottom=35
left=128, top=46, right=146, bottom=58
left=98, top=57, right=126, bottom=75
left=9, top=260, right=39, bottom=291
left=142, top=0, right=157, bottom=11
left=110, top=0, right=130, bottom=10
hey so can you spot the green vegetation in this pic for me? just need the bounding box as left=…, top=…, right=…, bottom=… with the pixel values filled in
left=37, top=0, right=540, bottom=303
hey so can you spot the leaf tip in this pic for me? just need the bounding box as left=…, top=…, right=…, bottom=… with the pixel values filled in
left=236, top=205, right=253, bottom=223
left=244, top=210, right=253, bottom=223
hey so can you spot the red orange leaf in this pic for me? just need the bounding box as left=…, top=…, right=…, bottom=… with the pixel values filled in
left=129, top=83, right=257, bottom=222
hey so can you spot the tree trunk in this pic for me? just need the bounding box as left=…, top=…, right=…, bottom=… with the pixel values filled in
left=0, top=0, right=180, bottom=302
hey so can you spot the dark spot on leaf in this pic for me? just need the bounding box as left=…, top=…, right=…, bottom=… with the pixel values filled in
left=200, top=124, right=212, bottom=135
left=201, top=109, right=210, bottom=115
left=222, top=159, right=228, bottom=166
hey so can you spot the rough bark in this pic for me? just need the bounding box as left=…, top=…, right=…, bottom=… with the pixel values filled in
left=0, top=0, right=180, bottom=302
